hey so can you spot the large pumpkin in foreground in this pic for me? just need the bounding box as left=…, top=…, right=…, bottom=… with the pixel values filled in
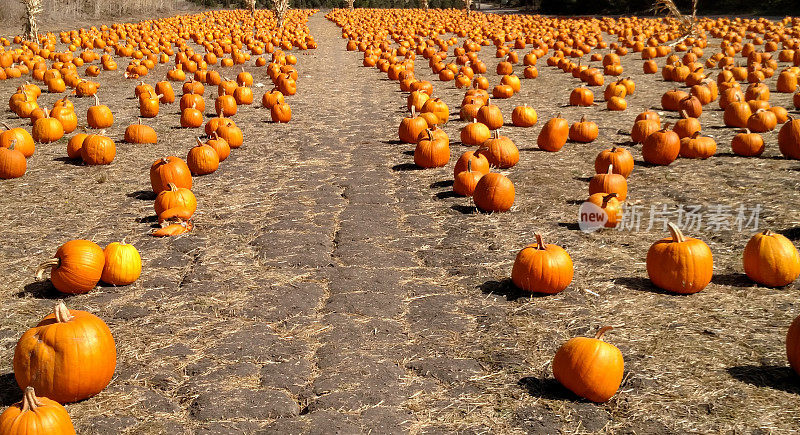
left=35, top=240, right=105, bottom=294
left=0, top=387, right=75, bottom=434
left=552, top=326, right=624, bottom=403
left=13, top=302, right=116, bottom=404
left=646, top=223, right=713, bottom=294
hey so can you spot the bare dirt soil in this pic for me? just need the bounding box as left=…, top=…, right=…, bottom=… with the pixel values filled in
left=1, top=9, right=800, bottom=435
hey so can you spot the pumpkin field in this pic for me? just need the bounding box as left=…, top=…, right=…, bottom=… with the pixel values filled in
left=1, top=4, right=800, bottom=434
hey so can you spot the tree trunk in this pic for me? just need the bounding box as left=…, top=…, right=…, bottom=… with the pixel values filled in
left=464, top=0, right=471, bottom=14
left=420, top=0, right=427, bottom=9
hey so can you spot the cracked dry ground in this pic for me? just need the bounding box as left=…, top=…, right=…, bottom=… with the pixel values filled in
left=3, top=10, right=800, bottom=435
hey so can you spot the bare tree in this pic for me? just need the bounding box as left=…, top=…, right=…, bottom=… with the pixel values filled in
left=21, top=0, right=42, bottom=44
left=271, top=0, right=289, bottom=28
left=654, top=0, right=698, bottom=45
left=347, top=0, right=355, bottom=9
left=464, top=0, right=471, bottom=14
left=420, top=0, right=428, bottom=9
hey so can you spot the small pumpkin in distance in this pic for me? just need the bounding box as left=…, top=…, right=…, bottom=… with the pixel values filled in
left=646, top=223, right=714, bottom=294
left=101, top=241, right=142, bottom=286
left=87, top=94, right=113, bottom=129
left=80, top=132, right=116, bottom=165
left=642, top=123, right=680, bottom=165
left=399, top=107, right=428, bottom=144
left=478, top=130, right=519, bottom=169
left=0, top=387, right=76, bottom=434
left=206, top=133, right=231, bottom=162
left=594, top=147, right=633, bottom=178
left=552, top=326, right=624, bottom=403
left=778, top=117, right=800, bottom=159
left=150, top=156, right=192, bottom=194
left=32, top=113, right=65, bottom=144
left=0, top=122, right=35, bottom=158
left=537, top=113, right=569, bottom=152
left=587, top=192, right=621, bottom=228
left=568, top=115, right=598, bottom=143
left=511, top=104, right=537, bottom=127
left=511, top=233, right=574, bottom=294
left=187, top=140, right=220, bottom=175
left=271, top=101, right=292, bottom=123
left=0, top=141, right=27, bottom=179
left=453, top=149, right=490, bottom=178
left=453, top=160, right=483, bottom=197
left=13, top=301, right=116, bottom=404
left=124, top=119, right=157, bottom=144
left=589, top=164, right=628, bottom=201
left=473, top=172, right=515, bottom=213
left=414, top=129, right=450, bottom=168
left=731, top=129, right=764, bottom=157
left=460, top=119, right=492, bottom=146
left=476, top=100, right=503, bottom=130
left=679, top=132, right=717, bottom=159
left=743, top=230, right=800, bottom=287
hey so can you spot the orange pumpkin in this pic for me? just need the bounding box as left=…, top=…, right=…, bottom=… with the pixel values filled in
left=0, top=387, right=75, bottom=434
left=511, top=233, right=573, bottom=294
left=743, top=230, right=800, bottom=287
left=552, top=326, right=624, bottom=403
left=646, top=223, right=713, bottom=294
left=13, top=302, right=116, bottom=403
left=473, top=172, right=515, bottom=212
left=537, top=114, right=569, bottom=152
left=35, top=239, right=105, bottom=294
left=150, top=156, right=193, bottom=193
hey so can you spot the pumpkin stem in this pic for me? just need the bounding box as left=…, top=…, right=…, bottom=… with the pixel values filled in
left=601, top=193, right=617, bottom=207
left=763, top=229, right=774, bottom=236
left=607, top=164, right=613, bottom=175
left=1, top=122, right=10, bottom=131
left=594, top=326, right=614, bottom=340
left=667, top=222, right=686, bottom=243
left=534, top=233, right=545, bottom=250
left=411, top=106, right=416, bottom=118
left=196, top=137, right=204, bottom=146
left=35, top=258, right=61, bottom=281
left=93, top=94, right=100, bottom=106
left=21, top=387, right=42, bottom=413
left=167, top=182, right=178, bottom=192
left=466, top=159, right=472, bottom=172
left=662, top=122, right=672, bottom=131
left=53, top=301, right=74, bottom=323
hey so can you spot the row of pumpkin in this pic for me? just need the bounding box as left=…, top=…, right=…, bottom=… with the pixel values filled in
left=0, top=10, right=318, bottom=432
left=328, top=7, right=800, bottom=404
